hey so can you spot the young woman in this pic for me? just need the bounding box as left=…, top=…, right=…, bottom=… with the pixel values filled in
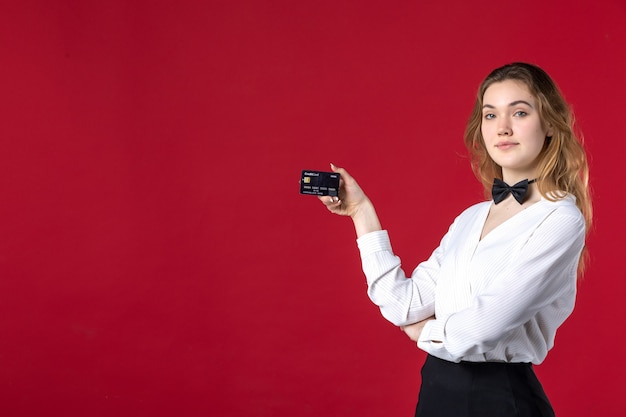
left=319, top=63, right=592, bottom=417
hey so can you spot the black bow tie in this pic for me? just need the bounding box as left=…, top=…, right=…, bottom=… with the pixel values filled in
left=492, top=178, right=536, bottom=204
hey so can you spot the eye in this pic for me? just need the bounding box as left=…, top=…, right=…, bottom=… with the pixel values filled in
left=483, top=113, right=495, bottom=120
left=514, top=111, right=528, bottom=117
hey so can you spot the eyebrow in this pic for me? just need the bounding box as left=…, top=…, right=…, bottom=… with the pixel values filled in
left=483, top=100, right=534, bottom=109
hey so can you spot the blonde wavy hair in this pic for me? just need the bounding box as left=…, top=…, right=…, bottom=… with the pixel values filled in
left=464, top=62, right=592, bottom=273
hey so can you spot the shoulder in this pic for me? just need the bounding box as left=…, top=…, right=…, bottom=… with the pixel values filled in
left=539, top=194, right=584, bottom=223
left=531, top=195, right=586, bottom=241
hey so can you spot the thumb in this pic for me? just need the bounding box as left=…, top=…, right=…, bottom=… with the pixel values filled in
left=330, top=163, right=352, bottom=182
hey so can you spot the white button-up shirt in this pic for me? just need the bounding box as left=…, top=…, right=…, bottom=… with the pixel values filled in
left=357, top=195, right=585, bottom=364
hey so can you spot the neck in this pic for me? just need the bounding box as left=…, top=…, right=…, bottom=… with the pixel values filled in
left=499, top=177, right=536, bottom=184
left=501, top=167, right=539, bottom=185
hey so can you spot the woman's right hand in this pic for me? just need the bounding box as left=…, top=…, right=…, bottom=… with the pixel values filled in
left=318, top=163, right=368, bottom=217
left=319, top=164, right=382, bottom=237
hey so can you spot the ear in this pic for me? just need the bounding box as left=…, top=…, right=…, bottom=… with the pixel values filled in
left=546, top=123, right=554, bottom=138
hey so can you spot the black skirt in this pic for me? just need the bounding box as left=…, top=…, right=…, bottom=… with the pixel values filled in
left=415, top=355, right=555, bottom=417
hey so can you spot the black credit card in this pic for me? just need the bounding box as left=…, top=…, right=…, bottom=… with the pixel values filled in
left=300, top=170, right=340, bottom=197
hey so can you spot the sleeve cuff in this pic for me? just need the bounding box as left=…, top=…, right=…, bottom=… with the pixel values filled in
left=418, top=316, right=447, bottom=348
left=356, top=230, right=392, bottom=256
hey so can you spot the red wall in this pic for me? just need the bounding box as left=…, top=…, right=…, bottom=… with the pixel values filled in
left=1, top=1, right=625, bottom=416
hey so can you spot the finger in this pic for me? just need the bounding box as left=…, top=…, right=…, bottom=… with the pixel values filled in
left=330, top=163, right=356, bottom=187
left=318, top=195, right=340, bottom=206
left=330, top=163, right=346, bottom=176
left=330, top=163, right=349, bottom=179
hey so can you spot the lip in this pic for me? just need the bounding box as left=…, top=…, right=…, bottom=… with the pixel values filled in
left=495, top=141, right=519, bottom=150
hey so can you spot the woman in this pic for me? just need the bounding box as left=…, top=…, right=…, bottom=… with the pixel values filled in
left=319, top=63, right=591, bottom=416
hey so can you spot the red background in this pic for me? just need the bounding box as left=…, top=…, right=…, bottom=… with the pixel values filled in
left=1, top=1, right=625, bottom=416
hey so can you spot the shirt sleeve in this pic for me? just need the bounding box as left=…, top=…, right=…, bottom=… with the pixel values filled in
left=356, top=219, right=458, bottom=326
left=417, top=206, right=585, bottom=362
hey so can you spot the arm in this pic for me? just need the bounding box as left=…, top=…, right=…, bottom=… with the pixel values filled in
left=401, top=316, right=436, bottom=342
left=356, top=224, right=457, bottom=326
left=320, top=164, right=440, bottom=325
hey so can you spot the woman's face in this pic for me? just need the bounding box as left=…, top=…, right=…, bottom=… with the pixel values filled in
left=480, top=80, right=553, bottom=181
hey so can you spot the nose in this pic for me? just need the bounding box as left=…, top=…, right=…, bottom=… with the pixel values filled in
left=497, top=122, right=512, bottom=136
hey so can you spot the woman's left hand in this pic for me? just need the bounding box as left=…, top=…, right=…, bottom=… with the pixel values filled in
left=401, top=316, right=435, bottom=342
